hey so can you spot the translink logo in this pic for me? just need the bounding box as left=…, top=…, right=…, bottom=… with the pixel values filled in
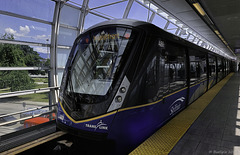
left=85, top=120, right=108, bottom=131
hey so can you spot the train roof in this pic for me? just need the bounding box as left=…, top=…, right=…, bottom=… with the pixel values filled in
left=84, top=19, right=155, bottom=32
left=81, top=19, right=231, bottom=59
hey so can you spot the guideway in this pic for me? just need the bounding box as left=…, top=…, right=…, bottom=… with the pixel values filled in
left=1, top=129, right=114, bottom=155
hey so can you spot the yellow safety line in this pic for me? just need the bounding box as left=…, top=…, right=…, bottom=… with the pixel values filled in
left=1, top=131, right=66, bottom=155
left=130, top=73, right=234, bottom=155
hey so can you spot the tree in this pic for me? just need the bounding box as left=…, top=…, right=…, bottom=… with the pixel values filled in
left=0, top=70, right=35, bottom=91
left=0, top=34, right=35, bottom=91
left=20, top=45, right=46, bottom=75
left=0, top=43, right=25, bottom=67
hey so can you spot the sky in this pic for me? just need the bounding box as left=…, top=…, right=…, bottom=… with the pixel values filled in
left=0, top=0, right=165, bottom=59
left=0, top=0, right=54, bottom=59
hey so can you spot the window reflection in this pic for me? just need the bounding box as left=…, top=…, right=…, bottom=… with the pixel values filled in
left=142, top=41, right=187, bottom=103
left=208, top=55, right=216, bottom=78
left=164, top=55, right=186, bottom=93
left=69, top=28, right=133, bottom=95
left=164, top=43, right=186, bottom=94
left=189, top=50, right=207, bottom=85
left=217, top=57, right=223, bottom=82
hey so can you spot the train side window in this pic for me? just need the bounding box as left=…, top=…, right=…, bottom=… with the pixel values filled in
left=208, top=54, right=216, bottom=78
left=189, top=49, right=207, bottom=84
left=217, top=57, right=223, bottom=81
left=125, top=39, right=165, bottom=107
left=164, top=43, right=187, bottom=94
left=142, top=39, right=165, bottom=103
left=226, top=60, right=229, bottom=73
left=223, top=59, right=226, bottom=76
left=143, top=56, right=163, bottom=102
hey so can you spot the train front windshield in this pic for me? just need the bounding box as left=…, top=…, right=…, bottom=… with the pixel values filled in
left=62, top=27, right=134, bottom=120
left=70, top=28, right=132, bottom=95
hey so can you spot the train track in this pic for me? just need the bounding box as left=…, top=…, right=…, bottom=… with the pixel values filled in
left=1, top=131, right=66, bottom=155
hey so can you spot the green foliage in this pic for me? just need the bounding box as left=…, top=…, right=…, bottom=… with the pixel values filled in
left=0, top=70, right=35, bottom=91
left=20, top=45, right=46, bottom=75
left=1, top=33, right=14, bottom=40
left=44, top=58, right=50, bottom=68
left=0, top=43, right=25, bottom=67
left=0, top=33, right=45, bottom=91
left=20, top=45, right=42, bottom=66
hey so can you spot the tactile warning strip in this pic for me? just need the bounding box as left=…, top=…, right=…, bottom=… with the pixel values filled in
left=130, top=73, right=234, bottom=155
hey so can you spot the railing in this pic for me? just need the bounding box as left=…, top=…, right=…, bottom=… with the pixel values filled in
left=0, top=104, right=57, bottom=126
left=0, top=87, right=59, bottom=98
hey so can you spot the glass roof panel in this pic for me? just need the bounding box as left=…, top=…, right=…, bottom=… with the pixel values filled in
left=168, top=23, right=178, bottom=30
left=128, top=1, right=149, bottom=22
left=58, top=27, right=77, bottom=46
left=60, top=5, right=81, bottom=27
left=0, top=0, right=55, bottom=22
left=90, top=1, right=128, bottom=19
left=83, top=13, right=108, bottom=31
left=67, top=0, right=84, bottom=7
left=0, top=14, right=51, bottom=44
left=57, top=48, right=71, bottom=68
left=88, top=0, right=123, bottom=8
left=152, top=14, right=167, bottom=29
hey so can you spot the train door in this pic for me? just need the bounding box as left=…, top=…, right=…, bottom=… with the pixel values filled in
left=208, top=54, right=217, bottom=89
left=162, top=42, right=188, bottom=118
left=188, top=49, right=207, bottom=104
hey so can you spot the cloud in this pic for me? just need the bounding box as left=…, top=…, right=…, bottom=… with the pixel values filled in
left=5, top=27, right=17, bottom=35
left=4, top=25, right=50, bottom=42
left=34, top=34, right=48, bottom=41
left=34, top=47, right=49, bottom=54
left=31, top=25, right=47, bottom=32
left=5, top=25, right=30, bottom=37
left=19, top=25, right=30, bottom=34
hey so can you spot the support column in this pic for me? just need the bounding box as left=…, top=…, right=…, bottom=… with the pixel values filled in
left=50, top=0, right=64, bottom=105
left=123, top=0, right=134, bottom=18
left=164, top=21, right=170, bottom=30
left=148, top=12, right=156, bottom=23
left=78, top=0, right=90, bottom=34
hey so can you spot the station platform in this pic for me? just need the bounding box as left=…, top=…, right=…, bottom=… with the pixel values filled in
left=131, top=72, right=240, bottom=154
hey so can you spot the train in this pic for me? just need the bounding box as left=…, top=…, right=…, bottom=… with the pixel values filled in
left=56, top=19, right=235, bottom=154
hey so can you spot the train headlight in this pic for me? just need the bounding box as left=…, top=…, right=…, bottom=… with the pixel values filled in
left=120, top=87, right=126, bottom=93
left=115, top=96, right=122, bottom=102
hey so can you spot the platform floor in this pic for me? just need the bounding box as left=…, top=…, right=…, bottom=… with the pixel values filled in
left=131, top=73, right=240, bottom=155
left=170, top=73, right=240, bottom=155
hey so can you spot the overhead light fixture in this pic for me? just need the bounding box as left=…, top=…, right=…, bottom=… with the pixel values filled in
left=193, top=2, right=206, bottom=16
left=214, top=30, right=220, bottom=35
left=157, top=9, right=163, bottom=13
left=144, top=0, right=150, bottom=5
left=180, top=30, right=187, bottom=35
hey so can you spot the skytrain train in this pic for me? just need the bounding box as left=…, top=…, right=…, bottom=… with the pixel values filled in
left=56, top=19, right=234, bottom=154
